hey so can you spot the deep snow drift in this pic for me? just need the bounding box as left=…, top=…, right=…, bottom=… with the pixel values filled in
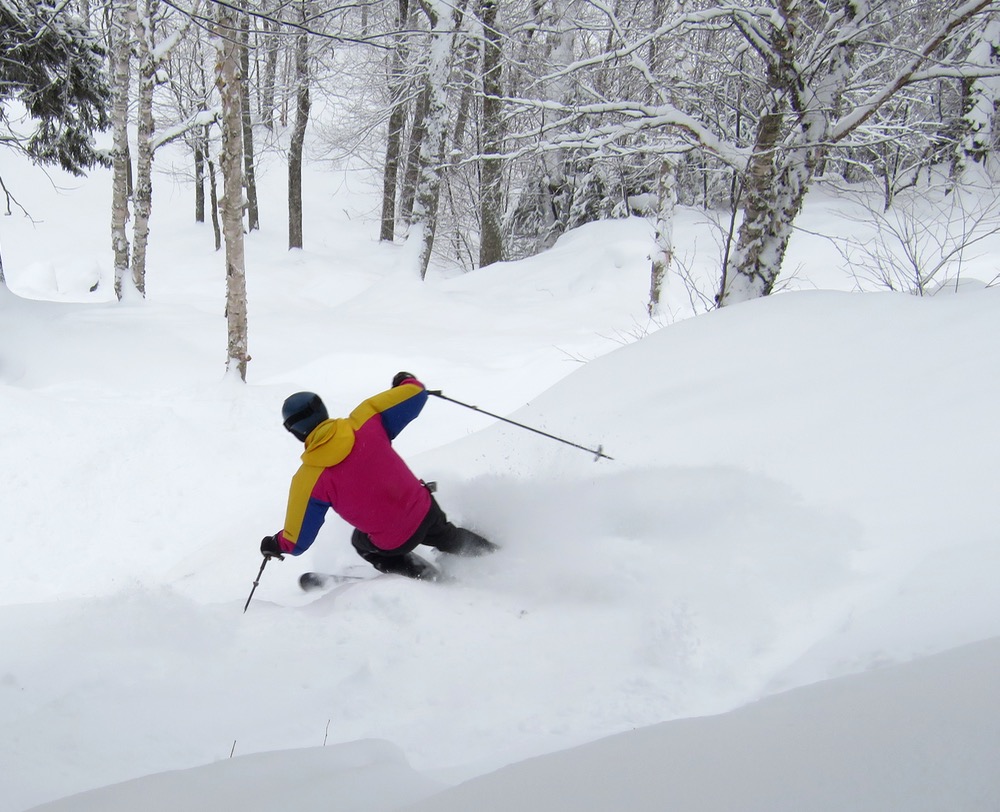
left=1, top=146, right=999, bottom=811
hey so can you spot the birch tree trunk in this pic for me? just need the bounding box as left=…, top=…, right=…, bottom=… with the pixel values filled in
left=719, top=0, right=856, bottom=307
left=288, top=3, right=310, bottom=250
left=215, top=4, right=249, bottom=380
left=648, top=157, right=677, bottom=316
left=956, top=11, right=1000, bottom=179
left=478, top=0, right=504, bottom=267
left=130, top=0, right=158, bottom=298
left=717, top=0, right=994, bottom=306
left=110, top=0, right=132, bottom=301
left=718, top=110, right=791, bottom=305
left=412, top=0, right=456, bottom=279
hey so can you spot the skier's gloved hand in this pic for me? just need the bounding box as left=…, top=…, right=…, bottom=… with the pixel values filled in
left=392, top=371, right=417, bottom=387
left=260, top=535, right=285, bottom=560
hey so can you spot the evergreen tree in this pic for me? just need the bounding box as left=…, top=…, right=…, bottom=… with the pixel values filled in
left=0, top=0, right=111, bottom=174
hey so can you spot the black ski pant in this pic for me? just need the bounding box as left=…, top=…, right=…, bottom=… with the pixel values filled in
left=350, top=496, right=495, bottom=577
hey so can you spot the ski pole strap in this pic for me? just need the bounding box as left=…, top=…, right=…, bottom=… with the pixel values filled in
left=426, top=390, right=613, bottom=461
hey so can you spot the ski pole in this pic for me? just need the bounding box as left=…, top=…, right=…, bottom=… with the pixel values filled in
left=243, top=556, right=269, bottom=613
left=427, top=390, right=613, bottom=461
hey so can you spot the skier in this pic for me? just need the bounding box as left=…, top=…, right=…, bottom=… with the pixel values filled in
left=260, top=372, right=496, bottom=580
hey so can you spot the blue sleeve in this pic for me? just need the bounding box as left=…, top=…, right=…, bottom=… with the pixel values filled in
left=293, top=498, right=329, bottom=554
left=378, top=386, right=428, bottom=440
left=350, top=381, right=428, bottom=441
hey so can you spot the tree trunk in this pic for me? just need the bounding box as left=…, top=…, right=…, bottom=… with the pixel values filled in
left=379, top=101, right=408, bottom=242
left=110, top=0, right=132, bottom=301
left=478, top=0, right=504, bottom=268
left=648, top=157, right=677, bottom=316
left=260, top=10, right=279, bottom=131
left=450, top=33, right=479, bottom=153
left=240, top=2, right=259, bottom=232
left=194, top=136, right=205, bottom=223
left=412, top=0, right=457, bottom=278
left=400, top=82, right=430, bottom=228
left=288, top=5, right=310, bottom=250
left=380, top=0, right=413, bottom=242
left=718, top=111, right=787, bottom=305
left=130, top=0, right=158, bottom=298
left=955, top=13, right=1000, bottom=179
left=208, top=153, right=221, bottom=251
left=535, top=0, right=580, bottom=250
left=215, top=3, right=249, bottom=380
left=719, top=0, right=852, bottom=306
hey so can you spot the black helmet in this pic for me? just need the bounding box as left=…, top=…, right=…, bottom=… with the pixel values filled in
left=281, top=392, right=329, bottom=441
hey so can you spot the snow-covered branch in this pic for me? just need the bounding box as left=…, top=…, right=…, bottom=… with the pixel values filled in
left=150, top=108, right=219, bottom=150
left=505, top=96, right=748, bottom=169
left=832, top=0, right=997, bottom=141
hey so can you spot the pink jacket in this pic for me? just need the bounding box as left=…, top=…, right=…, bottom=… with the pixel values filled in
left=276, top=379, right=431, bottom=553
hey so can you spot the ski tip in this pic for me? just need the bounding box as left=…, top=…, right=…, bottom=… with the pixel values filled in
left=299, top=571, right=369, bottom=591
left=299, top=572, right=329, bottom=591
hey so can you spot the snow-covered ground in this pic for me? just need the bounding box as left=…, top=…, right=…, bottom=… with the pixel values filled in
left=1, top=145, right=998, bottom=811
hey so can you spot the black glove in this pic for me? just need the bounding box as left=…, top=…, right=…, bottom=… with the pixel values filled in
left=392, top=371, right=417, bottom=387
left=260, top=535, right=285, bottom=560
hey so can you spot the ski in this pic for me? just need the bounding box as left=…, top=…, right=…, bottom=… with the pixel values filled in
left=298, top=571, right=368, bottom=591
left=299, top=556, right=444, bottom=592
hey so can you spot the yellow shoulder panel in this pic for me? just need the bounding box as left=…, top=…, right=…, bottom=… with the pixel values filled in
left=349, top=385, right=416, bottom=428
left=282, top=464, right=324, bottom=545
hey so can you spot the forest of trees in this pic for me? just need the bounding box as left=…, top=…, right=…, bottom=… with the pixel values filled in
left=3, top=0, right=1000, bottom=377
